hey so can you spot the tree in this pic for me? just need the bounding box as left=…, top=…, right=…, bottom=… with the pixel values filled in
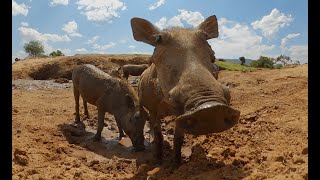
left=24, top=40, right=45, bottom=57
left=239, top=56, right=246, bottom=65
left=49, top=50, right=65, bottom=57
left=276, top=55, right=292, bottom=66
left=250, top=56, right=274, bottom=68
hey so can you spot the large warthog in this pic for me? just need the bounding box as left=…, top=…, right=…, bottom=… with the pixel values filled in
left=72, top=64, right=147, bottom=151
left=119, top=64, right=149, bottom=80
left=131, top=15, right=240, bottom=163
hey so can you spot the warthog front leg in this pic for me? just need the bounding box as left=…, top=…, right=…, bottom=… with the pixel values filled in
left=115, top=116, right=125, bottom=140
left=173, top=126, right=185, bottom=165
left=150, top=112, right=163, bottom=161
left=73, top=85, right=80, bottom=123
left=83, top=100, right=90, bottom=119
left=93, top=108, right=105, bottom=141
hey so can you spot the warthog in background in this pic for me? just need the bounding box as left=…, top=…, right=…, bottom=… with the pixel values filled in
left=72, top=64, right=147, bottom=151
left=131, top=15, right=240, bottom=164
left=119, top=64, right=149, bottom=80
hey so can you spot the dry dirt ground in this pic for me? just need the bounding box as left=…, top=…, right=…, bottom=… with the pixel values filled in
left=12, top=55, right=308, bottom=179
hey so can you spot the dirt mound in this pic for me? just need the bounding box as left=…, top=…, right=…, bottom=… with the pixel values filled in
left=12, top=55, right=308, bottom=179
left=12, top=54, right=151, bottom=80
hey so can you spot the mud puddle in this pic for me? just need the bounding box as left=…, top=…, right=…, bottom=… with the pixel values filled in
left=12, top=79, right=72, bottom=91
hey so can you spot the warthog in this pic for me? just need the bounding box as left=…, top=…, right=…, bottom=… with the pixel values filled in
left=72, top=64, right=147, bottom=151
left=119, top=64, right=149, bottom=80
left=131, top=15, right=240, bottom=164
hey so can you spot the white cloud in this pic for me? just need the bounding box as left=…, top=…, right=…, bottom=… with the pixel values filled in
left=62, top=20, right=82, bottom=37
left=57, top=48, right=72, bottom=55
left=85, top=36, right=99, bottom=44
left=12, top=0, right=30, bottom=16
left=177, top=9, right=204, bottom=27
left=209, top=18, right=275, bottom=60
left=50, top=0, right=68, bottom=6
left=92, top=42, right=116, bottom=50
left=280, top=33, right=300, bottom=48
left=18, top=26, right=71, bottom=54
left=119, top=39, right=127, bottom=44
left=149, top=0, right=165, bottom=10
left=21, top=22, right=29, bottom=27
left=75, top=48, right=87, bottom=52
left=155, top=16, right=184, bottom=29
left=128, top=51, right=152, bottom=55
left=128, top=45, right=135, bottom=49
left=154, top=9, right=204, bottom=29
left=155, top=17, right=169, bottom=29
left=251, top=8, right=294, bottom=38
left=76, top=0, right=127, bottom=23
left=18, top=26, right=71, bottom=43
left=286, top=45, right=308, bottom=64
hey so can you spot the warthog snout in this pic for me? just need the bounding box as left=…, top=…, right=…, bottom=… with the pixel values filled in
left=176, top=101, right=240, bottom=135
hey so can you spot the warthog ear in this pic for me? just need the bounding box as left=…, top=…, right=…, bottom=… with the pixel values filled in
left=131, top=17, right=161, bottom=46
left=197, top=15, right=219, bottom=39
left=125, top=94, right=135, bottom=108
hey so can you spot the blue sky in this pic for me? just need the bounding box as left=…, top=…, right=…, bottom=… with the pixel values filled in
left=12, top=0, right=308, bottom=63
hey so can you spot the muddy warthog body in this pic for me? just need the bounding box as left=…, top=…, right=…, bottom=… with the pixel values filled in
left=131, top=15, right=240, bottom=164
left=119, top=64, right=149, bottom=79
left=72, top=64, right=147, bottom=151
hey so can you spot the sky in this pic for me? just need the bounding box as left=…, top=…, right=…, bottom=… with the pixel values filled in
left=12, top=0, right=308, bottom=64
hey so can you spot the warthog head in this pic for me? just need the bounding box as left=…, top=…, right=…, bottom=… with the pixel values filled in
left=122, top=94, right=148, bottom=151
left=131, top=15, right=240, bottom=135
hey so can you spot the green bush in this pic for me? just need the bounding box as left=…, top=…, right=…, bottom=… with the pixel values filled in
left=250, top=56, right=274, bottom=68
left=273, top=64, right=283, bottom=69
left=24, top=40, right=45, bottom=57
left=239, top=56, right=245, bottom=65
left=49, top=50, right=65, bottom=57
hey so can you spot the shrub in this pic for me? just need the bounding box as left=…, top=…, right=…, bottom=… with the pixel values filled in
left=49, top=50, right=65, bottom=57
left=239, top=56, right=245, bottom=65
left=250, top=56, right=274, bottom=68
left=273, top=64, right=283, bottom=69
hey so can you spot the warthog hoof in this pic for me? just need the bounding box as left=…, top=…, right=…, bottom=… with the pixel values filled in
left=93, top=135, right=101, bottom=142
left=133, top=145, right=145, bottom=152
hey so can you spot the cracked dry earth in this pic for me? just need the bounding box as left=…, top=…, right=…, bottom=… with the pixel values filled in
left=12, top=64, right=308, bottom=180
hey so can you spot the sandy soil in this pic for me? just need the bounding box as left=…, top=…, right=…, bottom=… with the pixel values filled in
left=12, top=56, right=308, bottom=179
